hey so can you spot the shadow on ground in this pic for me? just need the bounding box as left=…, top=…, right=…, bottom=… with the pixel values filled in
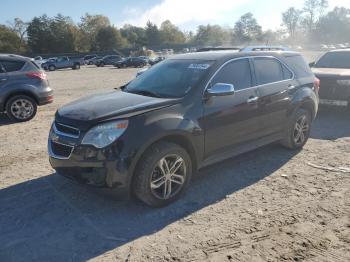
left=0, top=144, right=297, bottom=262
left=310, top=107, right=350, bottom=140
left=0, top=114, right=13, bottom=127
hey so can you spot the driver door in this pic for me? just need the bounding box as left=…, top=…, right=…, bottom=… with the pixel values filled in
left=203, top=58, right=263, bottom=159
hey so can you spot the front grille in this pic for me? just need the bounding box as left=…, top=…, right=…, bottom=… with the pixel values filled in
left=55, top=122, right=80, bottom=138
left=51, top=142, right=73, bottom=158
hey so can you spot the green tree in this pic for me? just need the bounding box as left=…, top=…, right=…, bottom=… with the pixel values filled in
left=233, top=13, right=262, bottom=44
left=27, top=15, right=52, bottom=53
left=282, top=7, right=302, bottom=39
left=0, top=25, right=22, bottom=53
left=194, top=24, right=231, bottom=46
left=316, top=7, right=350, bottom=43
left=145, top=21, right=161, bottom=47
left=95, top=26, right=127, bottom=51
left=120, top=24, right=147, bottom=47
left=7, top=18, right=28, bottom=52
left=303, top=0, right=329, bottom=33
left=159, top=20, right=185, bottom=45
left=78, top=14, right=111, bottom=51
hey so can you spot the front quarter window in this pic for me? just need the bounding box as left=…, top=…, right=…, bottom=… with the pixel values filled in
left=124, top=59, right=213, bottom=98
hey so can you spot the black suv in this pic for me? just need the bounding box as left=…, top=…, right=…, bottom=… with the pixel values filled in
left=0, top=54, right=53, bottom=121
left=95, top=55, right=122, bottom=67
left=48, top=51, right=318, bottom=207
left=114, top=57, right=147, bottom=68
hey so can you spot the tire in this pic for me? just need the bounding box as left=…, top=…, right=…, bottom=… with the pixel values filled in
left=281, top=108, right=312, bottom=149
left=100, top=62, right=105, bottom=67
left=73, top=64, right=80, bottom=70
left=133, top=141, right=192, bottom=207
left=48, top=65, right=56, bottom=71
left=6, top=95, right=37, bottom=122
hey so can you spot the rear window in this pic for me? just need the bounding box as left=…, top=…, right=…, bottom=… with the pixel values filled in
left=284, top=55, right=312, bottom=78
left=254, top=57, right=284, bottom=85
left=0, top=60, right=25, bottom=72
left=315, top=51, right=350, bottom=69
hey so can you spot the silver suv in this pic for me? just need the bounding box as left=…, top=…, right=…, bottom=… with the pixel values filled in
left=0, top=54, right=53, bottom=122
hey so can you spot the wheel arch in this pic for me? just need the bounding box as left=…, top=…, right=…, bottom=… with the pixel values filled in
left=3, top=91, right=39, bottom=111
left=128, top=133, right=199, bottom=192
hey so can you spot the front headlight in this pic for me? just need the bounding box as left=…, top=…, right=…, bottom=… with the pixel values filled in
left=82, top=120, right=128, bottom=148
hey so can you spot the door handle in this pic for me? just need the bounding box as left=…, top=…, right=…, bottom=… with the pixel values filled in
left=0, top=78, right=7, bottom=82
left=247, top=96, right=259, bottom=104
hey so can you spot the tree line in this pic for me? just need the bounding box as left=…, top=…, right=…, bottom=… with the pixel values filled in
left=0, top=0, right=349, bottom=54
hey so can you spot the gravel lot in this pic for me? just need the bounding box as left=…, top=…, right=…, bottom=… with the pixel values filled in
left=0, top=61, right=349, bottom=262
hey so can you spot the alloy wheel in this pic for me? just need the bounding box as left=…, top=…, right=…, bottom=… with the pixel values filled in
left=150, top=154, right=187, bottom=200
left=10, top=98, right=34, bottom=120
left=293, top=115, right=309, bottom=145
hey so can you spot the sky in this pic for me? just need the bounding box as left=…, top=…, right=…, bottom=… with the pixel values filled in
left=1, top=0, right=350, bottom=31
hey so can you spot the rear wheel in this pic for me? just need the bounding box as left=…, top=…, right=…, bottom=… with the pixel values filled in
left=73, top=64, right=80, bottom=70
left=133, top=142, right=192, bottom=207
left=48, top=65, right=56, bottom=71
left=6, top=95, right=37, bottom=122
left=281, top=108, right=311, bottom=149
left=100, top=62, right=105, bottom=67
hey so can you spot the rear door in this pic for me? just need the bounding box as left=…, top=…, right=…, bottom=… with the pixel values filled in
left=203, top=58, right=263, bottom=158
left=252, top=57, right=295, bottom=136
left=0, top=62, right=8, bottom=88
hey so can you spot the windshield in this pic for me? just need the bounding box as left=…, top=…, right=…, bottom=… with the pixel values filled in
left=315, top=52, right=350, bottom=69
left=125, top=59, right=213, bottom=98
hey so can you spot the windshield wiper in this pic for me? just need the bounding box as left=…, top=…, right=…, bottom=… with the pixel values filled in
left=127, top=89, right=162, bottom=98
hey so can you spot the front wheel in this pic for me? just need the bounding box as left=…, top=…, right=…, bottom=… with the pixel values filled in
left=6, top=95, right=37, bottom=122
left=281, top=108, right=312, bottom=149
left=48, top=65, right=56, bottom=71
left=133, top=142, right=192, bottom=207
left=73, top=64, right=80, bottom=70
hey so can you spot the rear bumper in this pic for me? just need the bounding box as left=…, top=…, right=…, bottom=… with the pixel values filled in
left=38, top=87, right=53, bottom=106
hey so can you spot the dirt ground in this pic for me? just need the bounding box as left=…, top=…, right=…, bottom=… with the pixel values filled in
left=0, top=62, right=349, bottom=262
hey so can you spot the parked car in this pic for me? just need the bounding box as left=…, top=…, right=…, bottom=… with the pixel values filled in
left=42, top=56, right=82, bottom=71
left=48, top=51, right=318, bottom=207
left=95, top=55, right=122, bottom=67
left=0, top=54, right=53, bottom=122
left=149, top=56, right=165, bottom=66
left=83, top=54, right=97, bottom=64
left=86, top=56, right=101, bottom=65
left=114, top=57, right=147, bottom=68
left=240, top=46, right=290, bottom=52
left=310, top=49, right=350, bottom=108
left=33, top=56, right=47, bottom=67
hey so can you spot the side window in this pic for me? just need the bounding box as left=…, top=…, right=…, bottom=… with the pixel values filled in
left=282, top=64, right=293, bottom=80
left=211, top=58, right=252, bottom=91
left=254, top=58, right=284, bottom=85
left=1, top=60, right=25, bottom=72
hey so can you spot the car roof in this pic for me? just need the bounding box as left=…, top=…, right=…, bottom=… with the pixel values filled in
left=241, top=45, right=290, bottom=51
left=328, top=48, right=350, bottom=52
left=0, top=54, right=32, bottom=62
left=170, top=50, right=301, bottom=62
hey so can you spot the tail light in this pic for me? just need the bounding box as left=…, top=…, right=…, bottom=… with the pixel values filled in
left=313, top=77, right=320, bottom=92
left=26, top=71, right=47, bottom=80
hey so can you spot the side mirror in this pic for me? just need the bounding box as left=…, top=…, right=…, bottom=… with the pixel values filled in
left=309, top=62, right=315, bottom=67
left=207, top=83, right=235, bottom=97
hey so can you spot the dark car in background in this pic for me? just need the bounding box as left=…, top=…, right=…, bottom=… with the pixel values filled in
left=95, top=55, right=122, bottom=67
left=83, top=54, right=97, bottom=64
left=42, top=56, right=83, bottom=71
left=48, top=51, right=318, bottom=207
left=86, top=56, right=101, bottom=65
left=310, top=49, right=350, bottom=108
left=0, top=54, right=53, bottom=122
left=149, top=56, right=165, bottom=66
left=114, top=57, right=147, bottom=68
